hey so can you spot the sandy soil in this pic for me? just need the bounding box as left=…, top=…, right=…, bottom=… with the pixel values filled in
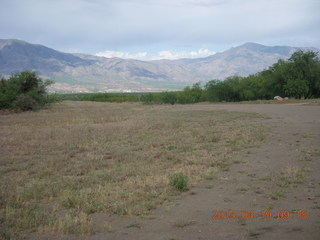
left=29, top=103, right=320, bottom=240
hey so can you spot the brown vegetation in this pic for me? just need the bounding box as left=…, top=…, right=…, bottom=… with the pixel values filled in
left=0, top=101, right=266, bottom=238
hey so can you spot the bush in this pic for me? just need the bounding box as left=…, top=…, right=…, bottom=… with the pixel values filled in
left=160, top=92, right=178, bottom=105
left=13, top=94, right=38, bottom=111
left=140, top=93, right=154, bottom=104
left=0, top=71, right=54, bottom=111
left=169, top=173, right=188, bottom=191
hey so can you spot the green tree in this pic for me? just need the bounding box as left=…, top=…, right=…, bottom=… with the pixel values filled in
left=285, top=50, right=320, bottom=98
left=141, top=93, right=155, bottom=104
left=264, top=59, right=288, bottom=97
left=284, top=78, right=309, bottom=99
left=189, top=82, right=203, bottom=102
left=221, top=76, right=242, bottom=102
left=160, top=91, right=178, bottom=105
left=0, top=71, right=54, bottom=110
left=178, top=82, right=203, bottom=103
left=204, top=79, right=221, bottom=102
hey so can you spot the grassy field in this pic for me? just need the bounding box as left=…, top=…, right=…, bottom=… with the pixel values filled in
left=0, top=101, right=267, bottom=239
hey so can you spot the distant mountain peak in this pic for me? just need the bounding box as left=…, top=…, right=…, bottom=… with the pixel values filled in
left=234, top=42, right=277, bottom=51
left=240, top=42, right=262, bottom=47
left=0, top=39, right=28, bottom=48
left=240, top=42, right=266, bottom=48
left=0, top=39, right=318, bottom=91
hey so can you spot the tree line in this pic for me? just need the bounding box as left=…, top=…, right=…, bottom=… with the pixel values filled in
left=1, top=50, right=319, bottom=110
left=141, top=50, right=320, bottom=104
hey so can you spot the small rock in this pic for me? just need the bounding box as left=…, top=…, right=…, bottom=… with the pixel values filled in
left=274, top=96, right=283, bottom=101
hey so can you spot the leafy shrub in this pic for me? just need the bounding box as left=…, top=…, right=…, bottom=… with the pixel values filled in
left=0, top=71, right=54, bottom=111
left=160, top=92, right=177, bottom=105
left=169, top=173, right=188, bottom=191
left=140, top=93, right=154, bottom=104
left=13, top=94, right=38, bottom=111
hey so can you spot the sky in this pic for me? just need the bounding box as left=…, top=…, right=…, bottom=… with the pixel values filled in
left=0, top=0, right=319, bottom=60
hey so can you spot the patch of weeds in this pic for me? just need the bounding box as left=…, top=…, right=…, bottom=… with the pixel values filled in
left=60, top=189, right=104, bottom=214
left=314, top=149, right=320, bottom=157
left=278, top=166, right=306, bottom=188
left=104, top=222, right=113, bottom=232
left=200, top=134, right=220, bottom=143
left=269, top=191, right=285, bottom=200
left=206, top=184, right=214, bottom=189
left=214, top=160, right=230, bottom=169
left=189, top=191, right=197, bottom=195
left=142, top=201, right=157, bottom=211
left=113, top=203, right=129, bottom=215
left=173, top=220, right=196, bottom=228
left=237, top=218, right=246, bottom=226
left=307, top=184, right=316, bottom=189
left=249, top=230, right=261, bottom=237
left=200, top=168, right=218, bottom=180
left=40, top=211, right=94, bottom=235
left=166, top=145, right=176, bottom=151
left=233, top=160, right=241, bottom=164
left=169, top=173, right=188, bottom=192
left=222, top=166, right=230, bottom=172
left=247, top=173, right=256, bottom=178
left=267, top=205, right=274, bottom=210
left=16, top=183, right=60, bottom=202
left=126, top=223, right=141, bottom=229
left=237, top=187, right=248, bottom=192
left=251, top=198, right=257, bottom=206
left=301, top=134, right=313, bottom=139
left=4, top=201, right=50, bottom=238
left=0, top=230, right=20, bottom=240
left=61, top=195, right=78, bottom=209
left=254, top=188, right=263, bottom=194
left=299, top=149, right=313, bottom=162
left=259, top=176, right=272, bottom=181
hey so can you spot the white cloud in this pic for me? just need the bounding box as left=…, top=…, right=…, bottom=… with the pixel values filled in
left=95, top=48, right=216, bottom=60
left=158, top=49, right=216, bottom=60
left=96, top=50, right=148, bottom=59
left=3, top=0, right=318, bottom=52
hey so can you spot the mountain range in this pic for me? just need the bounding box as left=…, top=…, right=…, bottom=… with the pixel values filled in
left=0, top=39, right=318, bottom=92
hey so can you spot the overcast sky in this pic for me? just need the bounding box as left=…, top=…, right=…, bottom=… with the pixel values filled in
left=0, top=0, right=319, bottom=60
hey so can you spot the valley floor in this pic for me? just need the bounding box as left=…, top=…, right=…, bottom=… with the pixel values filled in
left=1, top=101, right=319, bottom=240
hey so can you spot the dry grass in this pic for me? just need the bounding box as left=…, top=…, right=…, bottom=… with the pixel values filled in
left=278, top=166, right=307, bottom=188
left=268, top=166, right=308, bottom=201
left=0, top=101, right=266, bottom=238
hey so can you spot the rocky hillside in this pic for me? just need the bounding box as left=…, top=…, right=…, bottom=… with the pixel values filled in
left=0, top=39, right=317, bottom=91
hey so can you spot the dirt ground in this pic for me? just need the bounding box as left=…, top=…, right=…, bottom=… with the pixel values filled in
left=29, top=102, right=320, bottom=240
